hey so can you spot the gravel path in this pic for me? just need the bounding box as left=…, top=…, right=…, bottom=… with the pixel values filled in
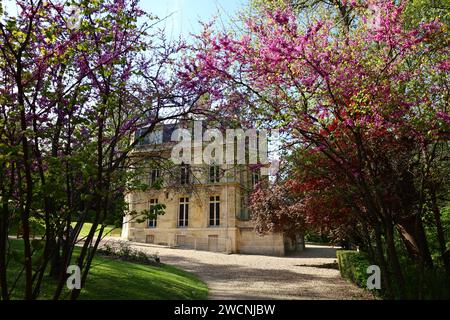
left=102, top=239, right=374, bottom=300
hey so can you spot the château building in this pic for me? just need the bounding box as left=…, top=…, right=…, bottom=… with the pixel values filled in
left=121, top=122, right=304, bottom=256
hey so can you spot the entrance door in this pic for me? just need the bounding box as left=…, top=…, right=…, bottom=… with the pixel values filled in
left=208, top=235, right=219, bottom=252
left=176, top=235, right=186, bottom=247
left=146, top=235, right=154, bottom=244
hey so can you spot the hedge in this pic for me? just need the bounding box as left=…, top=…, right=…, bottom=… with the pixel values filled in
left=337, top=250, right=450, bottom=299
left=336, top=250, right=372, bottom=289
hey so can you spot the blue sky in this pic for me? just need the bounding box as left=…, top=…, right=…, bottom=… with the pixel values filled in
left=2, top=0, right=248, bottom=39
left=141, top=0, right=247, bottom=39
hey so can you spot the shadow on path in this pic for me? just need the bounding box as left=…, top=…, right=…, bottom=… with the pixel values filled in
left=102, top=239, right=373, bottom=300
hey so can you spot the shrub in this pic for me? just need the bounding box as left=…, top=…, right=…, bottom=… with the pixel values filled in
left=337, top=250, right=450, bottom=299
left=401, top=264, right=450, bottom=299
left=304, top=231, right=330, bottom=244
left=102, top=243, right=114, bottom=256
left=336, top=250, right=371, bottom=289
left=97, top=242, right=160, bottom=266
left=117, top=241, right=132, bottom=257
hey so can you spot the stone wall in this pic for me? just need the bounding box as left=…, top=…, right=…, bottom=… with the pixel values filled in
left=122, top=171, right=290, bottom=256
left=237, top=228, right=285, bottom=256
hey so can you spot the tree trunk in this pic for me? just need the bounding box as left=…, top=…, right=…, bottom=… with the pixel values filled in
left=396, top=215, right=433, bottom=269
left=385, top=220, right=405, bottom=298
left=49, top=238, right=62, bottom=279
left=374, top=224, right=393, bottom=298
left=0, top=188, right=9, bottom=300
left=430, top=189, right=450, bottom=279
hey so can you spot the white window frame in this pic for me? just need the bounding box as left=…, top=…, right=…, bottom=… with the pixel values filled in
left=209, top=165, right=220, bottom=183
left=209, top=196, right=220, bottom=227
left=180, top=164, right=190, bottom=185
left=178, top=197, right=189, bottom=227
left=148, top=199, right=158, bottom=228
left=251, top=170, right=260, bottom=187
left=149, top=168, right=161, bottom=186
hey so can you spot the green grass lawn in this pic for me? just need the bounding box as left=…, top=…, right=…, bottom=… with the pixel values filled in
left=9, top=221, right=122, bottom=239
left=73, top=222, right=122, bottom=238
left=6, top=240, right=208, bottom=300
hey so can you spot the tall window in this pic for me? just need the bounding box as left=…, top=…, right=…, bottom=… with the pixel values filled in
left=239, top=194, right=250, bottom=220
left=148, top=199, right=158, bottom=228
left=180, top=164, right=190, bottom=185
left=209, top=165, right=220, bottom=183
left=149, top=168, right=160, bottom=186
left=178, top=197, right=189, bottom=227
left=209, top=196, right=220, bottom=226
left=251, top=170, right=260, bottom=187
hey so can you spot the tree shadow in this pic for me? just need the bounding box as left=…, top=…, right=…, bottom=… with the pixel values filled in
left=156, top=254, right=370, bottom=300
left=286, top=244, right=341, bottom=259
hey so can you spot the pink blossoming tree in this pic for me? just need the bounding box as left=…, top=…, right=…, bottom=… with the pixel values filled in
left=181, top=0, right=449, bottom=297
left=0, top=0, right=201, bottom=300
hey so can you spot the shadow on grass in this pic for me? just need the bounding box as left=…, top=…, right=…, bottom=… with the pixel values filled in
left=6, top=240, right=208, bottom=300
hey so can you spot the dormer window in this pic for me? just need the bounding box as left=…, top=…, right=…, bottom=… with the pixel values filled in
left=180, top=163, right=190, bottom=185
left=149, top=168, right=161, bottom=186
left=209, top=165, right=220, bottom=183
left=135, top=128, right=163, bottom=145
left=147, top=130, right=163, bottom=144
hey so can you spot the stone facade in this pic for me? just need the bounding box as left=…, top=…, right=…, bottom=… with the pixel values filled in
left=121, top=123, right=303, bottom=256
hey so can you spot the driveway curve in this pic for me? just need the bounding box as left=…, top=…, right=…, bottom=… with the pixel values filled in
left=103, top=240, right=374, bottom=300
